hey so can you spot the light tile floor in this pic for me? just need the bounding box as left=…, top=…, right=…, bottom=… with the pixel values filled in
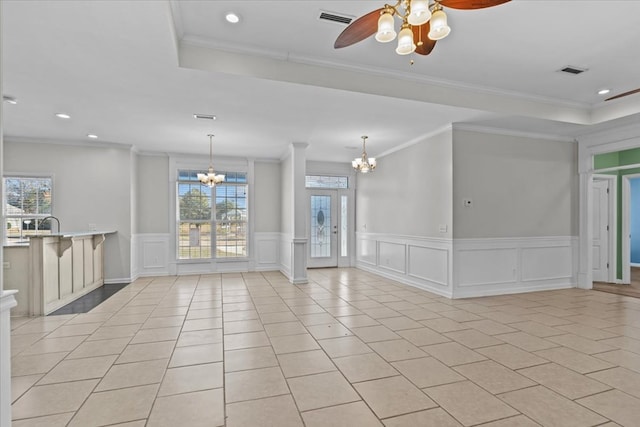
left=9, top=268, right=640, bottom=426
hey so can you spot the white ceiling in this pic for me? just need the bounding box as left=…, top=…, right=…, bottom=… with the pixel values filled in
left=3, top=0, right=640, bottom=162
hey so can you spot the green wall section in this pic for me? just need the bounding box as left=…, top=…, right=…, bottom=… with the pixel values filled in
left=594, top=147, right=640, bottom=170
left=594, top=152, right=621, bottom=170
left=594, top=149, right=640, bottom=280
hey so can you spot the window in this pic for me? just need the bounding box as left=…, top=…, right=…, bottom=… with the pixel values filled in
left=3, top=176, right=53, bottom=242
left=177, top=170, right=247, bottom=260
left=305, top=175, right=348, bottom=189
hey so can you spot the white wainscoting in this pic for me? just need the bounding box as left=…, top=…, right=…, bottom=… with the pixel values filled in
left=356, top=233, right=577, bottom=299
left=453, top=236, right=578, bottom=298
left=133, top=233, right=282, bottom=279
left=254, top=232, right=281, bottom=271
left=132, top=233, right=171, bottom=278
left=356, top=233, right=453, bottom=298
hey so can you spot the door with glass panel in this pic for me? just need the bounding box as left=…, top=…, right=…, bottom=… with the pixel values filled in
left=308, top=190, right=338, bottom=268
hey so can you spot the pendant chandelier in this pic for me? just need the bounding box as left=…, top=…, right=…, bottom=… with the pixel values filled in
left=197, top=134, right=225, bottom=187
left=352, top=136, right=377, bottom=174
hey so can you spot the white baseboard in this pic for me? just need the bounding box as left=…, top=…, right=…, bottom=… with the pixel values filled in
left=104, top=277, right=134, bottom=285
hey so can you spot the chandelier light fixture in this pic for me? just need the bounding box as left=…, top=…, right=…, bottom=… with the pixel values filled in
left=335, top=0, right=510, bottom=58
left=352, top=136, right=377, bottom=174
left=197, top=134, right=225, bottom=187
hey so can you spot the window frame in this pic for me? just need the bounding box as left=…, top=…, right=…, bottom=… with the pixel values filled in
left=3, top=174, right=54, bottom=243
left=176, top=169, right=248, bottom=261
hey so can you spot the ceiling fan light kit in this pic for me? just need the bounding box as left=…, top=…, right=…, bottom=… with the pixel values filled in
left=335, top=0, right=510, bottom=57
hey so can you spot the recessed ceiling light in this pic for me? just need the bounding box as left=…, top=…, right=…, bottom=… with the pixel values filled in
left=87, top=134, right=98, bottom=139
left=225, top=12, right=240, bottom=23
left=598, top=88, right=611, bottom=95
left=2, top=95, right=17, bottom=104
left=55, top=113, right=71, bottom=119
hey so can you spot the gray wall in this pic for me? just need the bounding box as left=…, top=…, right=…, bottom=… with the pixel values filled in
left=136, top=154, right=170, bottom=234
left=452, top=129, right=578, bottom=238
left=356, top=129, right=453, bottom=238
left=254, top=161, right=281, bottom=232
left=4, top=140, right=133, bottom=281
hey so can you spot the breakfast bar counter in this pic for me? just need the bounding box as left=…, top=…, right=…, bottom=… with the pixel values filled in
left=4, top=231, right=115, bottom=316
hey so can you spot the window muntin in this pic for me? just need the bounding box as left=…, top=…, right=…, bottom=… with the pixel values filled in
left=177, top=170, right=247, bottom=260
left=3, top=176, right=53, bottom=242
left=305, top=175, right=348, bottom=189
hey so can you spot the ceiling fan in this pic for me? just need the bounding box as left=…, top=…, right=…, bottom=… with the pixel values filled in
left=606, top=88, right=640, bottom=102
left=335, top=0, right=511, bottom=57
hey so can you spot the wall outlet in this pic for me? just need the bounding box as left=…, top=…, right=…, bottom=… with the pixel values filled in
left=3, top=262, right=10, bottom=269
left=439, top=224, right=448, bottom=233
left=463, top=199, right=473, bottom=207
left=88, top=223, right=97, bottom=231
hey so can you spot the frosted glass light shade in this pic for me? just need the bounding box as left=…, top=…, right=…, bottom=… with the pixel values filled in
left=408, top=0, right=431, bottom=26
left=375, top=12, right=396, bottom=42
left=395, top=26, right=416, bottom=55
left=428, top=9, right=451, bottom=40
left=353, top=157, right=376, bottom=173
left=197, top=168, right=225, bottom=187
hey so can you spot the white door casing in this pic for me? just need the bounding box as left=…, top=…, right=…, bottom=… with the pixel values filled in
left=621, top=174, right=640, bottom=283
left=308, top=190, right=338, bottom=268
left=592, top=178, right=610, bottom=282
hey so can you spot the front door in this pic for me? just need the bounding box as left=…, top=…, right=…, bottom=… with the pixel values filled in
left=593, top=179, right=610, bottom=282
left=308, top=190, right=338, bottom=268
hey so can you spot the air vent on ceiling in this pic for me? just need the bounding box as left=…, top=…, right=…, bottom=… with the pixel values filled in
left=559, top=66, right=588, bottom=75
left=319, top=11, right=353, bottom=25
left=193, top=114, right=216, bottom=120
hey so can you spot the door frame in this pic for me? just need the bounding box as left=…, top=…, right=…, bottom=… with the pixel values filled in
left=622, top=173, right=640, bottom=284
left=306, top=187, right=354, bottom=268
left=593, top=174, right=617, bottom=283
left=307, top=189, right=339, bottom=268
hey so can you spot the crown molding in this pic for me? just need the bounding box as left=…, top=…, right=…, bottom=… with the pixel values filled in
left=452, top=123, right=576, bottom=143
left=577, top=121, right=640, bottom=147
left=4, top=136, right=134, bottom=151
left=375, top=125, right=453, bottom=159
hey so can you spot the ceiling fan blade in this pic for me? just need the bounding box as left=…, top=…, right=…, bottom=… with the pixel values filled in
left=412, top=23, right=437, bottom=55
left=605, top=87, right=640, bottom=102
left=334, top=8, right=384, bottom=49
left=439, top=0, right=511, bottom=10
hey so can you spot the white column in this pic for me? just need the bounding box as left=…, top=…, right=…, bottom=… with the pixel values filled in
left=290, top=143, right=308, bottom=284
left=0, top=2, right=19, bottom=425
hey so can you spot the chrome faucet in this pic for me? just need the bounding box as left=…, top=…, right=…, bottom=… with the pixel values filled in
left=42, top=216, right=61, bottom=234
